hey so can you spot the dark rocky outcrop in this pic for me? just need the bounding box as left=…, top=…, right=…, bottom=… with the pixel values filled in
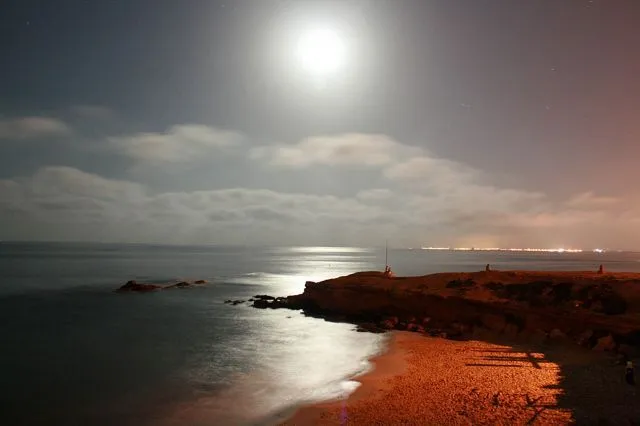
left=116, top=280, right=163, bottom=293
left=117, top=279, right=208, bottom=292
left=243, top=270, right=640, bottom=353
left=252, top=295, right=288, bottom=309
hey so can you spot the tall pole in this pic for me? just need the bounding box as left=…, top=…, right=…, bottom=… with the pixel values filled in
left=385, top=239, right=388, bottom=269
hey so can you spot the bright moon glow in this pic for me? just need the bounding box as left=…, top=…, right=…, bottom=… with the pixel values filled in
left=295, top=28, right=346, bottom=76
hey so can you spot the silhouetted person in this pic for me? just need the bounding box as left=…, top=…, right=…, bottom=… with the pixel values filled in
left=625, top=361, right=635, bottom=385
left=598, top=264, right=604, bottom=274
left=485, top=264, right=491, bottom=272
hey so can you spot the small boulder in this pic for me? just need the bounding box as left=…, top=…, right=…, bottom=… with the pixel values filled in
left=618, top=344, right=637, bottom=359
left=254, top=295, right=275, bottom=301
left=593, top=334, right=616, bottom=352
left=356, top=323, right=381, bottom=333
left=576, top=329, right=594, bottom=346
left=380, top=319, right=397, bottom=330
left=450, top=322, right=469, bottom=335
left=549, top=328, right=567, bottom=340
left=504, top=323, right=520, bottom=338
left=481, top=313, right=506, bottom=333
left=384, top=316, right=399, bottom=327
left=529, top=329, right=548, bottom=344
left=252, top=300, right=271, bottom=309
left=194, top=280, right=207, bottom=284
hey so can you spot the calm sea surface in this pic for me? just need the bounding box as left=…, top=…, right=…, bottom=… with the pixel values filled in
left=1, top=243, right=640, bottom=425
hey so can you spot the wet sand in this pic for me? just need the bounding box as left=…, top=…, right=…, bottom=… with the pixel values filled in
left=283, top=332, right=640, bottom=425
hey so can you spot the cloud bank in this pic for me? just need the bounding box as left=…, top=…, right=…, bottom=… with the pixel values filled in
left=0, top=124, right=636, bottom=248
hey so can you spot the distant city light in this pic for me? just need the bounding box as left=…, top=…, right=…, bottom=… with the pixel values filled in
left=418, top=247, right=598, bottom=253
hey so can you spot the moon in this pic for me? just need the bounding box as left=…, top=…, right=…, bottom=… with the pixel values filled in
left=295, top=28, right=346, bottom=77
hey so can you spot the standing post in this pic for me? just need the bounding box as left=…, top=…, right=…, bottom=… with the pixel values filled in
left=385, top=240, right=388, bottom=270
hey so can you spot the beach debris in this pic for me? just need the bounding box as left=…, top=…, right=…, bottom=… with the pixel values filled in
left=492, top=391, right=503, bottom=406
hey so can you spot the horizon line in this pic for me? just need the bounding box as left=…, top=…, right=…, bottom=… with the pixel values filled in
left=0, top=240, right=638, bottom=253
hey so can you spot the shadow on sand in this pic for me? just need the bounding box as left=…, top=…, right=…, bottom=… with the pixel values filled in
left=463, top=330, right=640, bottom=425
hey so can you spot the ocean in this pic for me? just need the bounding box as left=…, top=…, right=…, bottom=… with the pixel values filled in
left=2, top=242, right=640, bottom=426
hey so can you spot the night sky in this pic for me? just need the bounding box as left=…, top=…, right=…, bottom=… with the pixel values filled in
left=1, top=0, right=639, bottom=248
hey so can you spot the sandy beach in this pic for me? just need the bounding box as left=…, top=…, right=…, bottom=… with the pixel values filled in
left=283, top=331, right=640, bottom=425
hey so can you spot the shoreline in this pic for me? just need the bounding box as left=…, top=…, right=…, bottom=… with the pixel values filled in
left=260, top=332, right=402, bottom=426
left=279, top=331, right=640, bottom=425
left=278, top=331, right=408, bottom=425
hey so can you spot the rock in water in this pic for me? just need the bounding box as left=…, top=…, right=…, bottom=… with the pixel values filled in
left=117, top=280, right=162, bottom=293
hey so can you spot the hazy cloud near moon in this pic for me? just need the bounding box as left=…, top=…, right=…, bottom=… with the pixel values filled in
left=0, top=116, right=71, bottom=140
left=108, top=125, right=244, bottom=164
left=0, top=117, right=635, bottom=248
